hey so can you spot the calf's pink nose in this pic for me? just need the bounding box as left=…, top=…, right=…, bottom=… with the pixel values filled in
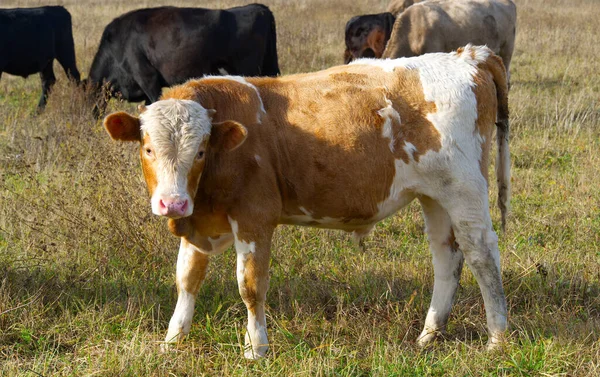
left=158, top=198, right=189, bottom=217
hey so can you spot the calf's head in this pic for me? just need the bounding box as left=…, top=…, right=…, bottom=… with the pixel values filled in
left=103, top=99, right=247, bottom=218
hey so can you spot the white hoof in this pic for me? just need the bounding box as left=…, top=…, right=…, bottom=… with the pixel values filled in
left=244, top=331, right=269, bottom=359
left=160, top=341, right=175, bottom=353
left=161, top=326, right=186, bottom=352
left=417, top=328, right=439, bottom=348
left=244, top=346, right=268, bottom=360
left=486, top=332, right=507, bottom=351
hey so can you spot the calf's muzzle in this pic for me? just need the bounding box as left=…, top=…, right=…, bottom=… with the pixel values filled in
left=157, top=198, right=190, bottom=218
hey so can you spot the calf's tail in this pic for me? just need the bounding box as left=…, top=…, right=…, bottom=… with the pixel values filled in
left=486, top=53, right=511, bottom=232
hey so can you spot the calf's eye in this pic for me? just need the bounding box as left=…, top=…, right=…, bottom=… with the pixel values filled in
left=196, top=151, right=205, bottom=159
left=145, top=148, right=153, bottom=157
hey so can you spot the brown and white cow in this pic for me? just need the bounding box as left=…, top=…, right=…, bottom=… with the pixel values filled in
left=382, top=0, right=517, bottom=83
left=104, top=44, right=511, bottom=358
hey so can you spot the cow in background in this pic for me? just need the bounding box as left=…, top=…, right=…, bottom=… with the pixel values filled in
left=383, top=0, right=517, bottom=82
left=343, top=12, right=396, bottom=63
left=103, top=45, right=511, bottom=358
left=0, top=6, right=81, bottom=112
left=86, top=3, right=279, bottom=118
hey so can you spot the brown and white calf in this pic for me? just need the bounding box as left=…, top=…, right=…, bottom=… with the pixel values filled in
left=104, top=44, right=511, bottom=358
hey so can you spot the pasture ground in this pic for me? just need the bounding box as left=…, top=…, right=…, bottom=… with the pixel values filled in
left=1, top=0, right=599, bottom=375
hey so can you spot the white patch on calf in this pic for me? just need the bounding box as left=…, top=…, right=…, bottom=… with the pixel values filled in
left=164, top=289, right=195, bottom=343
left=244, top=309, right=268, bottom=359
left=376, top=158, right=419, bottom=220
left=377, top=97, right=401, bottom=153
left=218, top=67, right=229, bottom=75
left=403, top=142, right=418, bottom=161
left=203, top=234, right=234, bottom=255
left=228, top=217, right=256, bottom=283
left=228, top=217, right=240, bottom=238
left=416, top=59, right=479, bottom=165
left=140, top=99, right=213, bottom=216
left=350, top=57, right=407, bottom=73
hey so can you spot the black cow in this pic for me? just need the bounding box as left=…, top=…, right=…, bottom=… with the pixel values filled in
left=343, top=12, right=396, bottom=63
left=87, top=3, right=280, bottom=117
left=0, top=6, right=81, bottom=111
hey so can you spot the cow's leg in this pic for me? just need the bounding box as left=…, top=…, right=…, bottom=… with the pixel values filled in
left=499, top=33, right=515, bottom=87
left=441, top=183, right=508, bottom=349
left=163, top=239, right=209, bottom=346
left=38, top=62, right=56, bottom=111
left=417, top=196, right=464, bottom=347
left=163, top=235, right=232, bottom=349
left=56, top=33, right=81, bottom=83
left=230, top=217, right=274, bottom=359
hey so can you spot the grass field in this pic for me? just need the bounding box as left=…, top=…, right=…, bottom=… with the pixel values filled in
left=1, top=0, right=599, bottom=375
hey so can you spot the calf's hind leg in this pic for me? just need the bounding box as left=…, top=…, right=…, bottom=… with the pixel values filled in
left=441, top=183, right=508, bottom=349
left=417, top=196, right=464, bottom=347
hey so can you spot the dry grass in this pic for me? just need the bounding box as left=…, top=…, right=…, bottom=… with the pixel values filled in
left=1, top=0, right=599, bottom=375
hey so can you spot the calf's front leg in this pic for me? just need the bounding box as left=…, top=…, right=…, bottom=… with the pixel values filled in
left=230, top=217, right=273, bottom=359
left=163, top=235, right=233, bottom=349
left=163, top=239, right=210, bottom=346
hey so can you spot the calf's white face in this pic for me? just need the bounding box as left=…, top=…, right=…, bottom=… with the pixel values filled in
left=139, top=100, right=212, bottom=218
left=103, top=99, right=247, bottom=219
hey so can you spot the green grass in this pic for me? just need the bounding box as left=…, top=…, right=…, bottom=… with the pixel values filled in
left=1, top=0, right=600, bottom=375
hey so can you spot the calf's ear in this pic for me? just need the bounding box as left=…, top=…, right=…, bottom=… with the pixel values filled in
left=104, top=112, right=141, bottom=142
left=210, top=120, right=247, bottom=152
